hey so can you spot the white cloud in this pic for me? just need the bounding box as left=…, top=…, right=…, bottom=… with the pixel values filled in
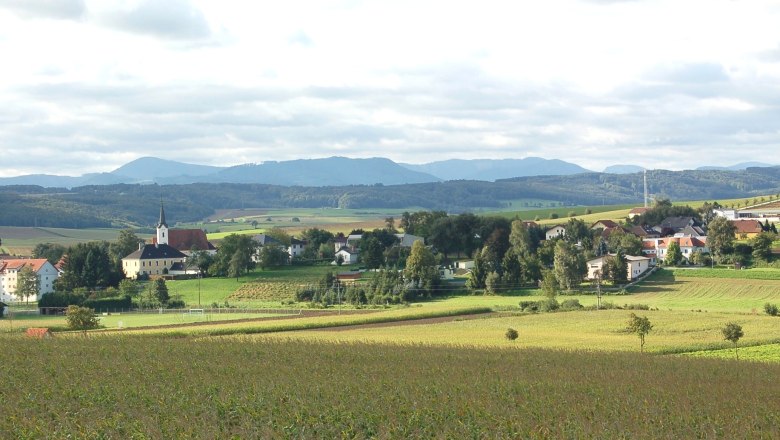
left=1, top=0, right=780, bottom=177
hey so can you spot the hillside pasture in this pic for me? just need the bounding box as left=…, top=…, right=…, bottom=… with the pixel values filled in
left=0, top=226, right=138, bottom=255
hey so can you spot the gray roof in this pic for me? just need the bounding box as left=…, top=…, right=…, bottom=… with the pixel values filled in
left=123, top=244, right=186, bottom=260
left=253, top=234, right=282, bottom=246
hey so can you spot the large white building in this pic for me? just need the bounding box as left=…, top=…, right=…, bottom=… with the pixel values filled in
left=0, top=259, right=59, bottom=303
left=714, top=200, right=780, bottom=222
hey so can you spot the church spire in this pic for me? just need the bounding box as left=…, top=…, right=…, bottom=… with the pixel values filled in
left=157, top=198, right=168, bottom=228
left=156, top=198, right=169, bottom=245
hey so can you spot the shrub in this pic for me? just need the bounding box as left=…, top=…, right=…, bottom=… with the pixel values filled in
left=560, top=299, right=583, bottom=310
left=549, top=213, right=559, bottom=219
left=539, top=298, right=560, bottom=312
left=519, top=301, right=539, bottom=313
left=505, top=328, right=519, bottom=341
left=765, top=303, right=779, bottom=316
left=65, top=305, right=100, bottom=331
left=624, top=303, right=650, bottom=310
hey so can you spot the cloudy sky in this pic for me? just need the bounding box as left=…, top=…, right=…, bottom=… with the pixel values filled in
left=2, top=0, right=780, bottom=177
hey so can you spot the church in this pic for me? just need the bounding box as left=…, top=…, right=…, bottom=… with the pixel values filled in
left=121, top=202, right=212, bottom=279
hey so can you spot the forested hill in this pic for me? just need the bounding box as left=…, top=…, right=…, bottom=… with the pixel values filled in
left=2, top=167, right=780, bottom=228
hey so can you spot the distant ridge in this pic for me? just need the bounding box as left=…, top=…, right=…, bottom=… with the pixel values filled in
left=697, top=162, right=777, bottom=171
left=603, top=164, right=644, bottom=174
left=4, top=156, right=780, bottom=189
left=400, top=157, right=591, bottom=181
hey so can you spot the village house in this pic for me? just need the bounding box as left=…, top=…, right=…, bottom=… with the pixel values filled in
left=252, top=234, right=308, bottom=261
left=0, top=259, right=59, bottom=303
left=333, top=246, right=359, bottom=265
left=545, top=224, right=566, bottom=240
left=585, top=254, right=651, bottom=281
left=628, top=207, right=650, bottom=219
left=655, top=237, right=709, bottom=261
left=731, top=219, right=763, bottom=239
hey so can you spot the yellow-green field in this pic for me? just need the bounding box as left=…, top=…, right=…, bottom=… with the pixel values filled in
left=253, top=309, right=780, bottom=354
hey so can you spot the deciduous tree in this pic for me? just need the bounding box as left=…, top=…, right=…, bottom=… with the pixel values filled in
left=665, top=241, right=683, bottom=266
left=722, top=322, right=744, bottom=360
left=627, top=313, right=653, bottom=352
left=707, top=217, right=737, bottom=263
left=16, top=265, right=39, bottom=304
left=553, top=240, right=586, bottom=290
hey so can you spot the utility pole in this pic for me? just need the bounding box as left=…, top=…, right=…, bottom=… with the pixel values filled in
left=644, top=169, right=648, bottom=208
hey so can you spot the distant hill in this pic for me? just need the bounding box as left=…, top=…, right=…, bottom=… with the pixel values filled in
left=697, top=162, right=777, bottom=171
left=0, top=156, right=439, bottom=187
left=401, top=158, right=591, bottom=181
left=209, top=157, right=440, bottom=186
left=111, top=157, right=224, bottom=181
left=603, top=164, right=645, bottom=174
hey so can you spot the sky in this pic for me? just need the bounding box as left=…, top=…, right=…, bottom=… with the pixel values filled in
left=1, top=0, right=780, bottom=177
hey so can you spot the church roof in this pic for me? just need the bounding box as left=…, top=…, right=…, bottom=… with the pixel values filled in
left=153, top=229, right=215, bottom=251
left=123, top=244, right=186, bottom=260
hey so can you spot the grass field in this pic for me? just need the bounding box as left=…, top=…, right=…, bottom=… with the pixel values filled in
left=0, top=226, right=144, bottom=255
left=165, top=265, right=350, bottom=306
left=1, top=337, right=778, bottom=438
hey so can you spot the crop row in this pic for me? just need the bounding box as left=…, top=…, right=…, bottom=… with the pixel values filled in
left=1, top=337, right=778, bottom=438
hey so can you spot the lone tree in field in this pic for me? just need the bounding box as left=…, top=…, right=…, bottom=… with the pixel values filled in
left=722, top=323, right=744, bottom=360
left=66, top=305, right=100, bottom=333
left=505, top=328, right=518, bottom=341
left=627, top=313, right=653, bottom=353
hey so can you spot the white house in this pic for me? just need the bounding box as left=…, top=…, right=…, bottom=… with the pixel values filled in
left=288, top=238, right=307, bottom=259
left=625, top=255, right=651, bottom=280
left=455, top=260, right=474, bottom=270
left=333, top=247, right=359, bottom=265
left=545, top=225, right=566, bottom=240
left=586, top=254, right=651, bottom=281
left=656, top=237, right=709, bottom=261
left=0, top=259, right=59, bottom=302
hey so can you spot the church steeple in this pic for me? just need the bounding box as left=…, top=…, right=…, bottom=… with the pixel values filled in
left=156, top=198, right=169, bottom=245
left=157, top=198, right=168, bottom=228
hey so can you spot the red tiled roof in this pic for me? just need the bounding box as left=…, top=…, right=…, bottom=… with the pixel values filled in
left=629, top=207, right=650, bottom=215
left=153, top=229, right=215, bottom=251
left=731, top=220, right=763, bottom=235
left=0, top=259, right=49, bottom=274
left=658, top=237, right=707, bottom=248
